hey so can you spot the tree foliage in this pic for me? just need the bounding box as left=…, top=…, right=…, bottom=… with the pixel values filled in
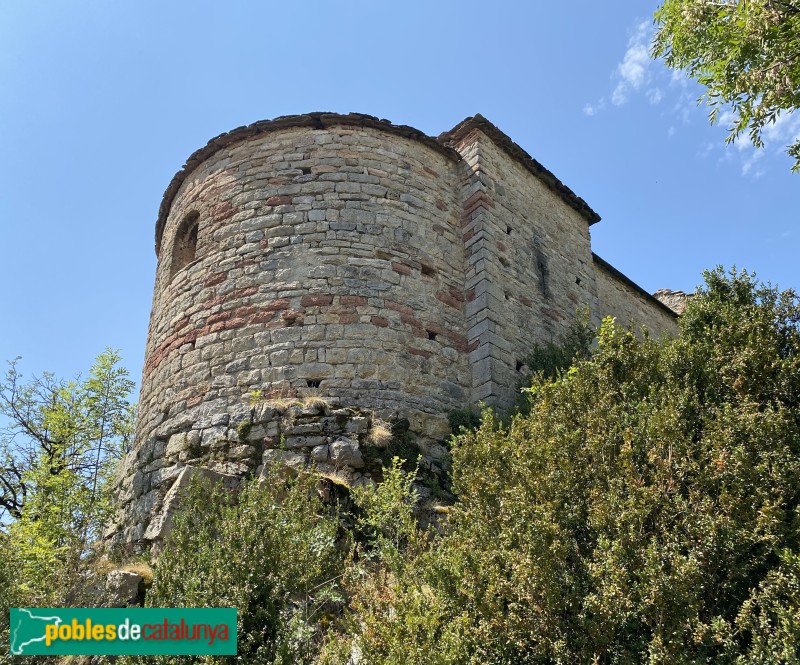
left=333, top=268, right=800, bottom=663
left=652, top=0, right=800, bottom=171
left=0, top=348, right=134, bottom=644
left=131, top=468, right=345, bottom=665
left=0, top=349, right=134, bottom=530
left=523, top=307, right=594, bottom=381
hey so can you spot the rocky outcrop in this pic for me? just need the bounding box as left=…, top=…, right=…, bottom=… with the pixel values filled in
left=109, top=399, right=419, bottom=553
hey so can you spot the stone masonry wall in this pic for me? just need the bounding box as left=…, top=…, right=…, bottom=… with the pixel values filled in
left=111, top=398, right=392, bottom=549
left=115, top=113, right=679, bottom=548
left=594, top=256, right=678, bottom=335
left=448, top=126, right=601, bottom=410
left=136, top=123, right=470, bottom=464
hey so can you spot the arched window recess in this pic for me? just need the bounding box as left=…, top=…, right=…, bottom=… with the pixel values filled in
left=169, top=211, right=200, bottom=278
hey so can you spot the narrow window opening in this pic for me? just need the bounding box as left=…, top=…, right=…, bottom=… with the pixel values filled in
left=427, top=330, right=438, bottom=341
left=538, top=259, right=548, bottom=291
left=516, top=361, right=524, bottom=372
left=170, top=212, right=200, bottom=279
left=299, top=166, right=312, bottom=175
left=504, top=291, right=510, bottom=300
left=576, top=276, right=582, bottom=286
left=506, top=225, right=513, bottom=235
left=306, top=379, right=322, bottom=388
left=532, top=240, right=550, bottom=298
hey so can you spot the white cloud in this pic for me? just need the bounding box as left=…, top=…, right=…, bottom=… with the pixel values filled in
left=647, top=88, right=663, bottom=104
left=717, top=109, right=737, bottom=134
left=583, top=99, right=606, bottom=116
left=672, top=90, right=696, bottom=124
left=611, top=21, right=653, bottom=106
left=581, top=17, right=797, bottom=177
left=712, top=109, right=800, bottom=174
left=583, top=20, right=656, bottom=114
left=670, top=69, right=690, bottom=88
left=717, top=108, right=800, bottom=153
left=599, top=19, right=697, bottom=115
left=611, top=86, right=627, bottom=106
left=741, top=150, right=765, bottom=177
left=762, top=111, right=800, bottom=151
left=697, top=141, right=714, bottom=158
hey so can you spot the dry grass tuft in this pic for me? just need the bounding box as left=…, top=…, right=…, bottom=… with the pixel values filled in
left=302, top=394, right=330, bottom=410
left=89, top=558, right=154, bottom=584
left=266, top=397, right=300, bottom=413
left=368, top=418, right=393, bottom=448
left=251, top=387, right=330, bottom=413
left=121, top=561, right=154, bottom=585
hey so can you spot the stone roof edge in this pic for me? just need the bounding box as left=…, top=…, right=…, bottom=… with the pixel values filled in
left=439, top=114, right=602, bottom=226
left=154, top=112, right=463, bottom=255
left=592, top=252, right=678, bottom=319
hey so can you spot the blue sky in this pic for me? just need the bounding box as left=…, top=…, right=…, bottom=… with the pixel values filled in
left=1, top=0, right=797, bottom=388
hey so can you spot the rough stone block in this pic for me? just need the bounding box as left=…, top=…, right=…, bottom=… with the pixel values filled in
left=143, top=466, right=241, bottom=542
left=329, top=437, right=364, bottom=469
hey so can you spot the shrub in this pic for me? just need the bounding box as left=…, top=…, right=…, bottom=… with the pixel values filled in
left=523, top=307, right=594, bottom=380
left=125, top=467, right=345, bottom=665
left=333, top=268, right=800, bottom=663
left=447, top=408, right=482, bottom=434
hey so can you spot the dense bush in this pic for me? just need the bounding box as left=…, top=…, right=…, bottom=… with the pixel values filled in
left=0, top=533, right=19, bottom=661
left=4, top=270, right=799, bottom=664
left=332, top=269, right=800, bottom=664
left=124, top=468, right=345, bottom=665
left=447, top=408, right=482, bottom=435
left=523, top=307, right=594, bottom=380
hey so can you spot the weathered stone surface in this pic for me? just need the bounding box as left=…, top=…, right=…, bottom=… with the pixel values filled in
left=345, top=417, right=368, bottom=434
left=284, top=435, right=327, bottom=449
left=653, top=288, right=691, bottom=315
left=105, top=570, right=143, bottom=607
left=245, top=424, right=267, bottom=441
left=67, top=569, right=144, bottom=609
left=114, top=112, right=679, bottom=550
left=143, top=466, right=240, bottom=542
left=165, top=432, right=190, bottom=456
left=329, top=437, right=364, bottom=469
left=310, top=444, right=329, bottom=463
left=262, top=449, right=306, bottom=473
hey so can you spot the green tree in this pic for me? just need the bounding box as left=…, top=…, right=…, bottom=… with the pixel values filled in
left=0, top=349, right=134, bottom=529
left=335, top=268, right=800, bottom=663
left=0, top=531, right=21, bottom=664
left=652, top=0, right=800, bottom=171
left=0, top=349, right=135, bottom=605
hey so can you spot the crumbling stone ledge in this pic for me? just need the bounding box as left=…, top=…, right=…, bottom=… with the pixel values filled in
left=109, top=398, right=437, bottom=555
